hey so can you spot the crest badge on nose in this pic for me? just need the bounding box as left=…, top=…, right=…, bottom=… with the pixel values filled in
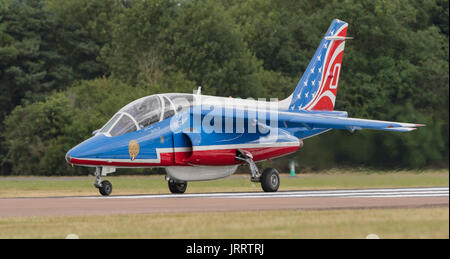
left=128, top=140, right=140, bottom=161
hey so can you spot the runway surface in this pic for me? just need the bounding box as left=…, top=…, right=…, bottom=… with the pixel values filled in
left=0, top=187, right=447, bottom=217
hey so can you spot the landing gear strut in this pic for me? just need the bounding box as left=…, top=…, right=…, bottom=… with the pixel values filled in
left=235, top=149, right=261, bottom=182
left=94, top=167, right=112, bottom=196
left=236, top=149, right=280, bottom=192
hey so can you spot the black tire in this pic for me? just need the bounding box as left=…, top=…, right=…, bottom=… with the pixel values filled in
left=99, top=180, right=112, bottom=196
left=261, top=168, right=280, bottom=192
left=168, top=180, right=187, bottom=194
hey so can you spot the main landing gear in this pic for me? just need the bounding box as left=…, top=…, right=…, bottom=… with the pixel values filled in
left=168, top=179, right=188, bottom=194
left=94, top=167, right=112, bottom=196
left=235, top=150, right=280, bottom=192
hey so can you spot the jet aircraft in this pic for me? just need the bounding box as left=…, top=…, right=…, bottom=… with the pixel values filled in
left=66, top=19, right=423, bottom=196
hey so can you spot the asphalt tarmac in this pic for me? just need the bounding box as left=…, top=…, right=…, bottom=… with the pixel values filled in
left=0, top=187, right=447, bottom=217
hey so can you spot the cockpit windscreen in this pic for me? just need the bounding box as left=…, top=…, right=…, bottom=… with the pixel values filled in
left=99, top=94, right=194, bottom=137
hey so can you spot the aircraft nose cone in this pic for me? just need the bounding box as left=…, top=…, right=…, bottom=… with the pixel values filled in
left=65, top=134, right=109, bottom=165
left=65, top=152, right=72, bottom=164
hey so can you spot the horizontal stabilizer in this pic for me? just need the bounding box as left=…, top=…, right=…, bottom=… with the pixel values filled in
left=324, top=36, right=354, bottom=40
left=281, top=111, right=424, bottom=133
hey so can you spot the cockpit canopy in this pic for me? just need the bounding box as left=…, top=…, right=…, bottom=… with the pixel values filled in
left=99, top=94, right=193, bottom=137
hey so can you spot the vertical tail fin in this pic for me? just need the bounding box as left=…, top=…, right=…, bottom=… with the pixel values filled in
left=288, top=19, right=349, bottom=111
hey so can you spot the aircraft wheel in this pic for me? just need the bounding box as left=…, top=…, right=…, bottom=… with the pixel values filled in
left=261, top=168, right=280, bottom=192
left=168, top=180, right=187, bottom=194
left=98, top=180, right=112, bottom=196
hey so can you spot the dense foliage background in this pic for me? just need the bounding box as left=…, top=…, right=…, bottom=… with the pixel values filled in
left=0, top=0, right=448, bottom=175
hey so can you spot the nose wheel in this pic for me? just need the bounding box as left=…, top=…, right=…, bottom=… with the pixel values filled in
left=94, top=167, right=113, bottom=196
left=98, top=180, right=112, bottom=196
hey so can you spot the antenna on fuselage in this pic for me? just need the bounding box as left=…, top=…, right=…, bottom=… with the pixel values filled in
left=196, top=86, right=202, bottom=95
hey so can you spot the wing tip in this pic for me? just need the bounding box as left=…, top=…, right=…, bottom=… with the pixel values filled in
left=398, top=123, right=426, bottom=128
left=382, top=127, right=418, bottom=132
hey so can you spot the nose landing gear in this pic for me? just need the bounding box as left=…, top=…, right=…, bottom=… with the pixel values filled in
left=94, top=167, right=113, bottom=196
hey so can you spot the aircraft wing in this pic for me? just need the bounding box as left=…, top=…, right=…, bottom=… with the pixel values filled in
left=282, top=111, right=424, bottom=132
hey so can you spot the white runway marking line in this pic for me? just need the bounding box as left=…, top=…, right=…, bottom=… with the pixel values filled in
left=77, top=187, right=449, bottom=200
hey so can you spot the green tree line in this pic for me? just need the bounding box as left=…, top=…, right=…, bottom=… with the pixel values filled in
left=0, top=0, right=448, bottom=175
